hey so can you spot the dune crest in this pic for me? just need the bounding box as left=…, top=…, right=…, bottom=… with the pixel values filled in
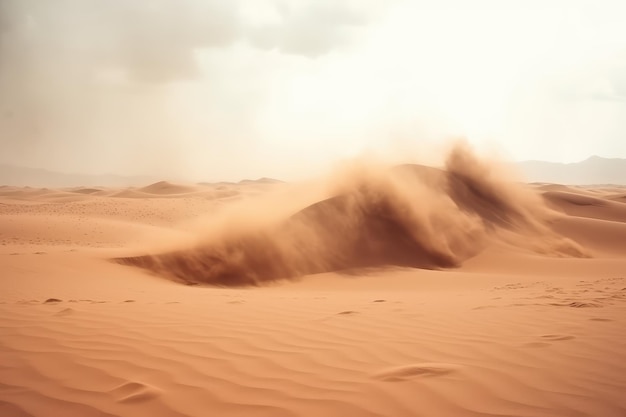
left=116, top=144, right=586, bottom=286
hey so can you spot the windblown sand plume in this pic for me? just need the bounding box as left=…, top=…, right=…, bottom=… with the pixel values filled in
left=116, top=145, right=586, bottom=286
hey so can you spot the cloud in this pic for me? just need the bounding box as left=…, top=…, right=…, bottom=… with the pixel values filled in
left=0, top=0, right=243, bottom=84
left=0, top=0, right=246, bottom=163
left=0, top=0, right=378, bottom=86
left=244, top=0, right=377, bottom=57
left=0, top=0, right=384, bottom=178
left=1, top=0, right=625, bottom=180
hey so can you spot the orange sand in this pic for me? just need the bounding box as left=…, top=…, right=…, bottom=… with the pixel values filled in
left=1, top=154, right=625, bottom=417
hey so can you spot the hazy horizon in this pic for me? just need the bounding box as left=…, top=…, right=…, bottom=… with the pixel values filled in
left=1, top=152, right=625, bottom=183
left=2, top=0, right=626, bottom=181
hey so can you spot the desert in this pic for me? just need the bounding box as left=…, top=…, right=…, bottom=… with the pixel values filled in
left=2, top=1, right=626, bottom=416
left=1, top=147, right=625, bottom=417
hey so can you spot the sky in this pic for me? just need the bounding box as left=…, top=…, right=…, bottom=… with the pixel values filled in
left=1, top=0, right=625, bottom=181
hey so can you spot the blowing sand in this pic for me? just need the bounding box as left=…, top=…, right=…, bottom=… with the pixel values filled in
left=1, top=150, right=625, bottom=417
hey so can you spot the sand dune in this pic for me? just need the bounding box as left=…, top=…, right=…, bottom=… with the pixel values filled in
left=543, top=190, right=626, bottom=223
left=138, top=181, right=203, bottom=195
left=68, top=187, right=104, bottom=195
left=118, top=148, right=585, bottom=286
left=1, top=149, right=626, bottom=417
left=550, top=216, right=626, bottom=256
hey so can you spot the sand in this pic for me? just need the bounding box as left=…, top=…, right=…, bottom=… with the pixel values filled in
left=1, top=164, right=625, bottom=416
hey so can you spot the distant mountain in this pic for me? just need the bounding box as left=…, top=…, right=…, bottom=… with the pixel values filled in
left=0, top=164, right=158, bottom=187
left=517, top=156, right=626, bottom=185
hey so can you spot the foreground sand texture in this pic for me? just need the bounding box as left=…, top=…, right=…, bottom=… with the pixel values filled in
left=1, top=161, right=626, bottom=416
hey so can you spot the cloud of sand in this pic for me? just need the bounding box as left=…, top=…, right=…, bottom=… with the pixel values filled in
left=116, top=143, right=587, bottom=286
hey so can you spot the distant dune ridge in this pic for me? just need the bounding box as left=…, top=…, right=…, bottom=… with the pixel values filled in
left=0, top=164, right=285, bottom=188
left=116, top=144, right=586, bottom=286
left=2, top=155, right=624, bottom=187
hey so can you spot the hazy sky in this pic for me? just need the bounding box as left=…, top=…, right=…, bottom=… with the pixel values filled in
left=1, top=0, right=625, bottom=180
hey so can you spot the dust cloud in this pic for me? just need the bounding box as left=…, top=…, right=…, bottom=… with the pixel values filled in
left=116, top=143, right=587, bottom=286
